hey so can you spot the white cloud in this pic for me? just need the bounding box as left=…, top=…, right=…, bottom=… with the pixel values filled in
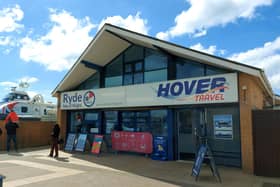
left=98, top=12, right=149, bottom=35
left=0, top=4, right=24, bottom=33
left=190, top=43, right=225, bottom=55
left=156, top=0, right=272, bottom=40
left=229, top=36, right=280, bottom=92
left=0, top=76, right=39, bottom=89
left=0, top=81, right=18, bottom=88
left=18, top=76, right=39, bottom=84
left=19, top=9, right=96, bottom=71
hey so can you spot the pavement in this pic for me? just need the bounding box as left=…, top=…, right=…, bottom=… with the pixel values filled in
left=0, top=147, right=279, bottom=187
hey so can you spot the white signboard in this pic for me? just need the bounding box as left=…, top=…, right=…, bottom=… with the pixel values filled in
left=60, top=73, right=238, bottom=110
left=214, top=114, right=233, bottom=139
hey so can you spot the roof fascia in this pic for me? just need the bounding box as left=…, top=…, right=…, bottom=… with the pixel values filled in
left=52, top=25, right=110, bottom=96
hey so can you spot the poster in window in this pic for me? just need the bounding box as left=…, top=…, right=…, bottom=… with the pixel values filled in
left=214, top=114, right=233, bottom=139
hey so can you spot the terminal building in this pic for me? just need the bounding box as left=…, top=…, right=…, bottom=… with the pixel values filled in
left=52, top=24, right=275, bottom=174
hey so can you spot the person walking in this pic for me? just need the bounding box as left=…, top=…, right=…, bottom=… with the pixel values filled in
left=4, top=109, right=19, bottom=152
left=49, top=124, right=60, bottom=158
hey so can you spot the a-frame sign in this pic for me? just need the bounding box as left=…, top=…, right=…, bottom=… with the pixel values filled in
left=191, top=143, right=221, bottom=183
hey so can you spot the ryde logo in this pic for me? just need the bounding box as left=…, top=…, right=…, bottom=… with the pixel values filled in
left=63, top=90, right=95, bottom=107
left=83, top=91, right=95, bottom=107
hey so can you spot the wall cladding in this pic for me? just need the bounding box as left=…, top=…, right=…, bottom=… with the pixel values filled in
left=0, top=120, right=56, bottom=151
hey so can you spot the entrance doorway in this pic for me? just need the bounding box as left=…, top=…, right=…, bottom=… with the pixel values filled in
left=176, top=108, right=206, bottom=160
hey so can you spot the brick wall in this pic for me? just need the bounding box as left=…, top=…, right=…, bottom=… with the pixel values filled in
left=239, top=73, right=267, bottom=173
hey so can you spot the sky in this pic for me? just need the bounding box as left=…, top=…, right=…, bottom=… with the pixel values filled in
left=0, top=0, right=280, bottom=103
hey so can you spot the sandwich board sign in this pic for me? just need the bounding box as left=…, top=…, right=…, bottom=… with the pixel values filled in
left=191, top=143, right=221, bottom=182
left=75, top=133, right=87, bottom=152
left=91, top=135, right=103, bottom=155
left=64, top=133, right=76, bottom=151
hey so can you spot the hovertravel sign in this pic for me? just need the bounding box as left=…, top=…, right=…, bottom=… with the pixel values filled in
left=60, top=73, right=238, bottom=110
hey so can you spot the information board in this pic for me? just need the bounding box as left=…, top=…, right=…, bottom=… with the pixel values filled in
left=64, top=133, right=76, bottom=151
left=111, top=131, right=153, bottom=154
left=151, top=136, right=168, bottom=160
left=214, top=114, right=233, bottom=139
left=75, top=133, right=87, bottom=152
left=91, top=135, right=103, bottom=155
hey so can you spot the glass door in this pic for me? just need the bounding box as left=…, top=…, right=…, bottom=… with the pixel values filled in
left=177, top=108, right=206, bottom=160
left=104, top=111, right=119, bottom=134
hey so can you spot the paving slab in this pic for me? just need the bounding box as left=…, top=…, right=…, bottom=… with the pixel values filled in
left=0, top=147, right=279, bottom=187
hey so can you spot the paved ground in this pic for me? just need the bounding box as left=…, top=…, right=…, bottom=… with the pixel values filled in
left=0, top=147, right=279, bottom=187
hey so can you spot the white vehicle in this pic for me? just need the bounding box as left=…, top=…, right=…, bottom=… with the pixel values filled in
left=0, top=87, right=57, bottom=121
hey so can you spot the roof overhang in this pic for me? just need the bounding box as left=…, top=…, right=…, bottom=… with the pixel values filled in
left=52, top=24, right=273, bottom=99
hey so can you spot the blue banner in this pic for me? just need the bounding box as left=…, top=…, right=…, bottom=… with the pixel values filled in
left=151, top=136, right=168, bottom=161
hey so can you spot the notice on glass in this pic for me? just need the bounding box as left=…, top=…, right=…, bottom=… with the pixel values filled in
left=214, top=114, right=233, bottom=139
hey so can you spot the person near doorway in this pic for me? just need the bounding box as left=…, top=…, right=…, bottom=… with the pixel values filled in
left=75, top=113, right=83, bottom=133
left=49, top=124, right=60, bottom=158
left=4, top=109, right=19, bottom=152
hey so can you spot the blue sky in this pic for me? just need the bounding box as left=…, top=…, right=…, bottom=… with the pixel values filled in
left=0, top=0, right=280, bottom=103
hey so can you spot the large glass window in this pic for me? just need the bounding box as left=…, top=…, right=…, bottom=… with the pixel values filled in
left=121, top=112, right=135, bottom=131
left=121, top=111, right=151, bottom=132
left=206, top=65, right=228, bottom=76
left=105, top=55, right=123, bottom=87
left=150, top=110, right=168, bottom=136
left=77, top=72, right=100, bottom=90
left=176, top=58, right=204, bottom=79
left=83, top=111, right=100, bottom=134
left=104, top=111, right=119, bottom=134
left=123, top=61, right=144, bottom=85
left=69, top=111, right=84, bottom=133
left=136, top=111, right=150, bottom=132
left=124, top=45, right=144, bottom=62
left=144, top=49, right=167, bottom=83
left=145, top=49, right=167, bottom=70
left=144, top=69, right=167, bottom=83
left=105, top=76, right=122, bottom=87
left=69, top=111, right=100, bottom=134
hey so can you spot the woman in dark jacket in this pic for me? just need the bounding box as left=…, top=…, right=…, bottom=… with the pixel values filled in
left=49, top=124, right=60, bottom=158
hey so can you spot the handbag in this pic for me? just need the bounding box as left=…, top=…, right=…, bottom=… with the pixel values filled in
left=58, top=138, right=64, bottom=144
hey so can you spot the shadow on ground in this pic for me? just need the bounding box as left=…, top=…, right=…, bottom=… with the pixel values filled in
left=68, top=150, right=216, bottom=187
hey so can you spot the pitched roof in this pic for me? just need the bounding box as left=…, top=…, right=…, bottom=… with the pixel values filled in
left=52, top=23, right=273, bottom=98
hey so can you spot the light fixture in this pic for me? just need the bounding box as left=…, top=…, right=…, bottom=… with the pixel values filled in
left=242, top=85, right=247, bottom=103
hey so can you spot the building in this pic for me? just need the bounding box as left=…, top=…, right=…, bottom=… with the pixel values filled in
left=52, top=24, right=274, bottom=174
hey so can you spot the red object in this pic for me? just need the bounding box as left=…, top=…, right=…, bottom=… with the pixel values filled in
left=91, top=135, right=103, bottom=154
left=111, top=131, right=153, bottom=154
left=7, top=102, right=17, bottom=110
left=5, top=111, right=19, bottom=124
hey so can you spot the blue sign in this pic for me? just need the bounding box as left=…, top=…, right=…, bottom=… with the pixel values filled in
left=192, top=144, right=207, bottom=176
left=157, top=77, right=227, bottom=98
left=151, top=136, right=168, bottom=161
left=64, top=133, right=76, bottom=151
left=75, top=133, right=87, bottom=152
left=191, top=144, right=221, bottom=182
